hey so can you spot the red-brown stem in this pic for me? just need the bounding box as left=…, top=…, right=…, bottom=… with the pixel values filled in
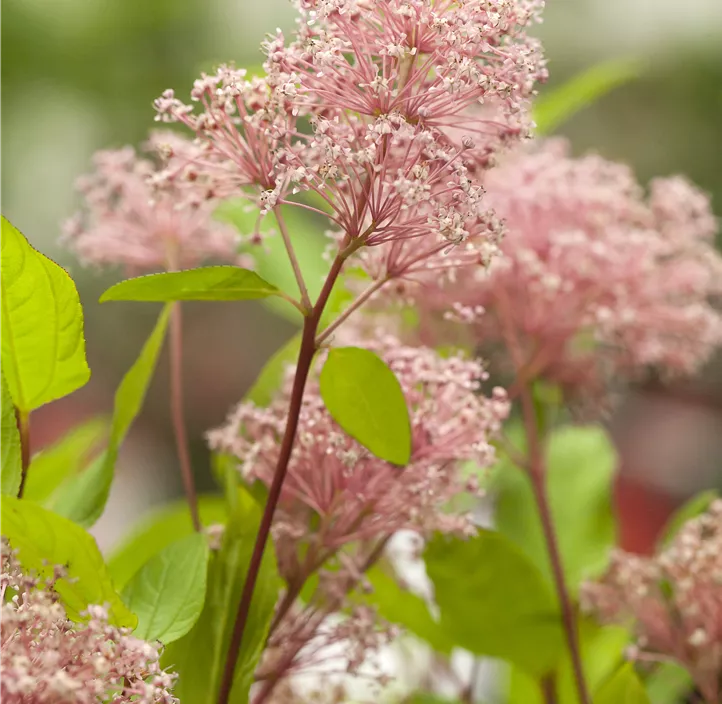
left=540, top=674, right=558, bottom=704
left=16, top=410, right=30, bottom=498
left=169, top=303, right=201, bottom=532
left=519, top=383, right=590, bottom=704
left=217, top=253, right=347, bottom=704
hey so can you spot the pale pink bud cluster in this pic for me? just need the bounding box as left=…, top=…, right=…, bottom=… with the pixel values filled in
left=208, top=337, right=508, bottom=569
left=63, top=134, right=242, bottom=272
left=406, top=140, right=722, bottom=394
left=153, top=0, right=546, bottom=282
left=582, top=501, right=722, bottom=704
left=0, top=545, right=177, bottom=704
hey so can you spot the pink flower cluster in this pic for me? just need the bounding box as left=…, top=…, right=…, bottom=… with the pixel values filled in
left=582, top=501, right=722, bottom=704
left=63, top=133, right=241, bottom=273
left=404, top=140, right=722, bottom=395
left=208, top=337, right=508, bottom=575
left=153, top=0, right=546, bottom=280
left=0, top=545, right=177, bottom=704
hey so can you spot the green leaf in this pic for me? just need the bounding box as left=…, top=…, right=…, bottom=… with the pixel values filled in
left=100, top=266, right=281, bottom=303
left=594, top=664, right=650, bottom=704
left=658, top=489, right=719, bottom=548
left=161, top=488, right=282, bottom=703
left=319, top=346, right=412, bottom=465
left=23, top=417, right=107, bottom=504
left=408, top=695, right=463, bottom=704
left=363, top=566, right=456, bottom=654
left=1, top=373, right=21, bottom=495
left=108, top=496, right=228, bottom=591
left=215, top=202, right=328, bottom=324
left=493, top=425, right=618, bottom=594
left=245, top=332, right=301, bottom=407
left=1, top=494, right=135, bottom=627
left=425, top=530, right=564, bottom=676
left=507, top=620, right=629, bottom=704
left=534, top=58, right=642, bottom=135
left=645, top=662, right=693, bottom=704
left=51, top=305, right=172, bottom=527
left=122, top=533, right=209, bottom=644
left=1, top=216, right=90, bottom=411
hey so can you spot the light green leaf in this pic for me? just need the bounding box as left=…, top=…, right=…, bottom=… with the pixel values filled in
left=1, top=373, right=21, bottom=495
left=108, top=496, right=228, bottom=591
left=122, top=533, right=209, bottom=644
left=215, top=202, right=328, bottom=324
left=645, top=662, right=692, bottom=704
left=493, top=425, right=618, bottom=594
left=1, top=495, right=135, bottom=627
left=426, top=530, right=563, bottom=676
left=245, top=332, right=301, bottom=407
left=23, top=417, right=107, bottom=504
left=51, top=305, right=171, bottom=527
left=594, top=664, right=650, bottom=704
left=363, top=566, right=455, bottom=655
left=319, top=346, right=411, bottom=465
left=534, top=58, right=641, bottom=135
left=1, top=216, right=90, bottom=411
left=508, top=620, right=629, bottom=704
left=658, top=489, right=719, bottom=548
left=100, top=266, right=281, bottom=303
left=161, top=488, right=282, bottom=703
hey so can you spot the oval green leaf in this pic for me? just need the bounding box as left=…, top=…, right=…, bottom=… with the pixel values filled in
left=594, top=664, right=650, bottom=704
left=1, top=494, right=135, bottom=627
left=319, top=346, right=411, bottom=465
left=108, top=495, right=227, bottom=591
left=122, top=533, right=209, bottom=644
left=51, top=305, right=172, bottom=527
left=1, top=373, right=22, bottom=495
left=1, top=216, right=90, bottom=411
left=425, top=530, right=564, bottom=676
left=100, top=266, right=280, bottom=302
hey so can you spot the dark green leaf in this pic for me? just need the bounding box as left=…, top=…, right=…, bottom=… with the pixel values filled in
left=108, top=496, right=227, bottom=591
left=1, top=216, right=90, bottom=411
left=658, top=489, right=719, bottom=548
left=364, top=566, right=455, bottom=654
left=425, top=530, right=563, bottom=676
left=23, top=417, right=107, bottom=504
left=319, top=347, right=411, bottom=465
left=534, top=58, right=641, bottom=135
left=493, top=425, right=618, bottom=594
left=1, top=373, right=21, bottom=495
left=161, top=488, right=281, bottom=703
left=1, top=495, right=135, bottom=627
left=100, top=266, right=281, bottom=303
left=51, top=305, right=171, bottom=527
left=594, top=664, right=650, bottom=704
left=122, top=533, right=209, bottom=644
left=245, top=332, right=301, bottom=407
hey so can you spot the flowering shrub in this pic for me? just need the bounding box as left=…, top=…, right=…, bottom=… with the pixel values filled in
left=1, top=2, right=721, bottom=704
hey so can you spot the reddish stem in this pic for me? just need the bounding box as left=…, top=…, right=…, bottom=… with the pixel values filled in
left=519, top=383, right=590, bottom=704
left=16, top=410, right=30, bottom=498
left=169, top=303, right=200, bottom=532
left=217, top=253, right=347, bottom=704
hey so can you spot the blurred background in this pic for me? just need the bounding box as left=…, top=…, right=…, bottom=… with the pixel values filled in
left=2, top=0, right=722, bottom=553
